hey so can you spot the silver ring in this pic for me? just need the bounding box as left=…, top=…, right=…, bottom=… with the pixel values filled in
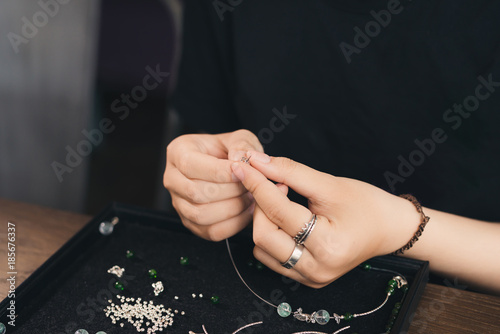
left=293, top=214, right=317, bottom=245
left=281, top=244, right=304, bottom=269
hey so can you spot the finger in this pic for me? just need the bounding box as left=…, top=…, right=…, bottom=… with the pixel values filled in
left=253, top=203, right=339, bottom=287
left=253, top=246, right=330, bottom=289
left=181, top=204, right=254, bottom=242
left=172, top=192, right=253, bottom=226
left=175, top=151, right=238, bottom=183
left=246, top=151, right=337, bottom=200
left=276, top=183, right=289, bottom=195
left=232, top=161, right=311, bottom=237
left=221, top=129, right=264, bottom=161
left=166, top=167, right=247, bottom=203
left=252, top=202, right=332, bottom=269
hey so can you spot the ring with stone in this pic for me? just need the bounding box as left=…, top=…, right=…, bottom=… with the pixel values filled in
left=293, top=214, right=317, bottom=245
left=281, top=244, right=304, bottom=269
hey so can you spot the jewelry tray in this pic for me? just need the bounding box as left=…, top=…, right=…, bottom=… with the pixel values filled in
left=0, top=202, right=429, bottom=333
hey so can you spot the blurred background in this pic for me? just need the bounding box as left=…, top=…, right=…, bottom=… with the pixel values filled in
left=0, top=0, right=183, bottom=215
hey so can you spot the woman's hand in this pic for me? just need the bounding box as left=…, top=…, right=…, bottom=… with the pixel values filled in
left=163, top=130, right=263, bottom=241
left=231, top=151, right=420, bottom=288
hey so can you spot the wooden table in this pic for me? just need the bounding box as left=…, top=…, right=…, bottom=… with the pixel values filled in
left=1, top=198, right=499, bottom=333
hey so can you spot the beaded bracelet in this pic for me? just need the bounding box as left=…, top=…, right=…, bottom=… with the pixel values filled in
left=392, top=194, right=430, bottom=255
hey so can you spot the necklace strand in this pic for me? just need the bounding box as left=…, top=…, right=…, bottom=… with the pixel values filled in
left=225, top=238, right=408, bottom=327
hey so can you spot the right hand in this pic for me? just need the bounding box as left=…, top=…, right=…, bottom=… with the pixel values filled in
left=163, top=129, right=263, bottom=241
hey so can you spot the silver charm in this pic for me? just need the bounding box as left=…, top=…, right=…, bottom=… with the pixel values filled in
left=394, top=276, right=408, bottom=288
left=107, top=265, right=125, bottom=278
left=293, top=308, right=312, bottom=323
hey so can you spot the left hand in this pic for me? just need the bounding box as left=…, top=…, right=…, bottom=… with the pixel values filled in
left=231, top=151, right=420, bottom=288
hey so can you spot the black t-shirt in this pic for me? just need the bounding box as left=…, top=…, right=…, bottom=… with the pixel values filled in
left=172, top=0, right=500, bottom=222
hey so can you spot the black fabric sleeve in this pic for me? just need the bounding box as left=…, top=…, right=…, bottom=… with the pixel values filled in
left=171, top=0, right=241, bottom=133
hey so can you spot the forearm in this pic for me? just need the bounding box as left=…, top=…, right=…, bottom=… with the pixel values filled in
left=402, top=208, right=500, bottom=295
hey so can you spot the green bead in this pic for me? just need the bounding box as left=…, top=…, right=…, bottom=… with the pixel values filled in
left=75, top=330, right=89, bottom=334
left=386, top=286, right=395, bottom=295
left=401, top=284, right=409, bottom=293
left=246, top=259, right=254, bottom=267
left=180, top=257, right=189, bottom=266
left=344, top=312, right=353, bottom=321
left=388, top=279, right=397, bottom=288
left=210, top=295, right=219, bottom=304
left=362, top=263, right=371, bottom=271
left=114, top=281, right=124, bottom=291
left=96, top=332, right=107, bottom=334
left=392, top=307, right=400, bottom=316
left=394, top=302, right=402, bottom=310
left=0, top=323, right=5, bottom=334
left=255, top=261, right=265, bottom=270
left=385, top=324, right=393, bottom=332
left=277, top=302, right=292, bottom=317
left=148, top=269, right=157, bottom=278
left=126, top=250, right=135, bottom=259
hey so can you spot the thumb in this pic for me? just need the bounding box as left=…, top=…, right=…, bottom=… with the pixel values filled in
left=223, top=129, right=264, bottom=161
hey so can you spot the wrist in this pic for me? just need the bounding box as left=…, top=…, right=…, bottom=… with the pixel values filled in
left=382, top=194, right=426, bottom=255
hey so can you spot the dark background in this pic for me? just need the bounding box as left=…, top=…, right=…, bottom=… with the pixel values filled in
left=87, top=0, right=178, bottom=215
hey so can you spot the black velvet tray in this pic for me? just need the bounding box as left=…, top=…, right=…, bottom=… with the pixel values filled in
left=0, top=203, right=428, bottom=334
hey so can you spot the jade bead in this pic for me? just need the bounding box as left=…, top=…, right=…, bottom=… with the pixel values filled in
left=114, top=281, right=124, bottom=291
left=401, top=284, right=409, bottom=293
left=344, top=312, right=353, bottom=321
left=386, top=286, right=395, bottom=295
left=392, top=307, right=400, bottom=316
left=362, top=263, right=371, bottom=271
left=246, top=259, right=254, bottom=267
left=210, top=295, right=220, bottom=304
left=255, top=261, right=265, bottom=270
left=394, top=302, right=402, bottom=310
left=0, top=323, right=5, bottom=334
left=277, top=302, right=292, bottom=317
left=74, top=330, right=89, bottom=334
left=96, top=332, right=107, bottom=334
left=388, top=279, right=397, bottom=288
left=148, top=269, right=157, bottom=278
left=180, top=257, right=189, bottom=266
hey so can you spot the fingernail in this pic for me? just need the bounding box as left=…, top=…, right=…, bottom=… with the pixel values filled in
left=231, top=163, right=244, bottom=181
left=248, top=151, right=271, bottom=163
